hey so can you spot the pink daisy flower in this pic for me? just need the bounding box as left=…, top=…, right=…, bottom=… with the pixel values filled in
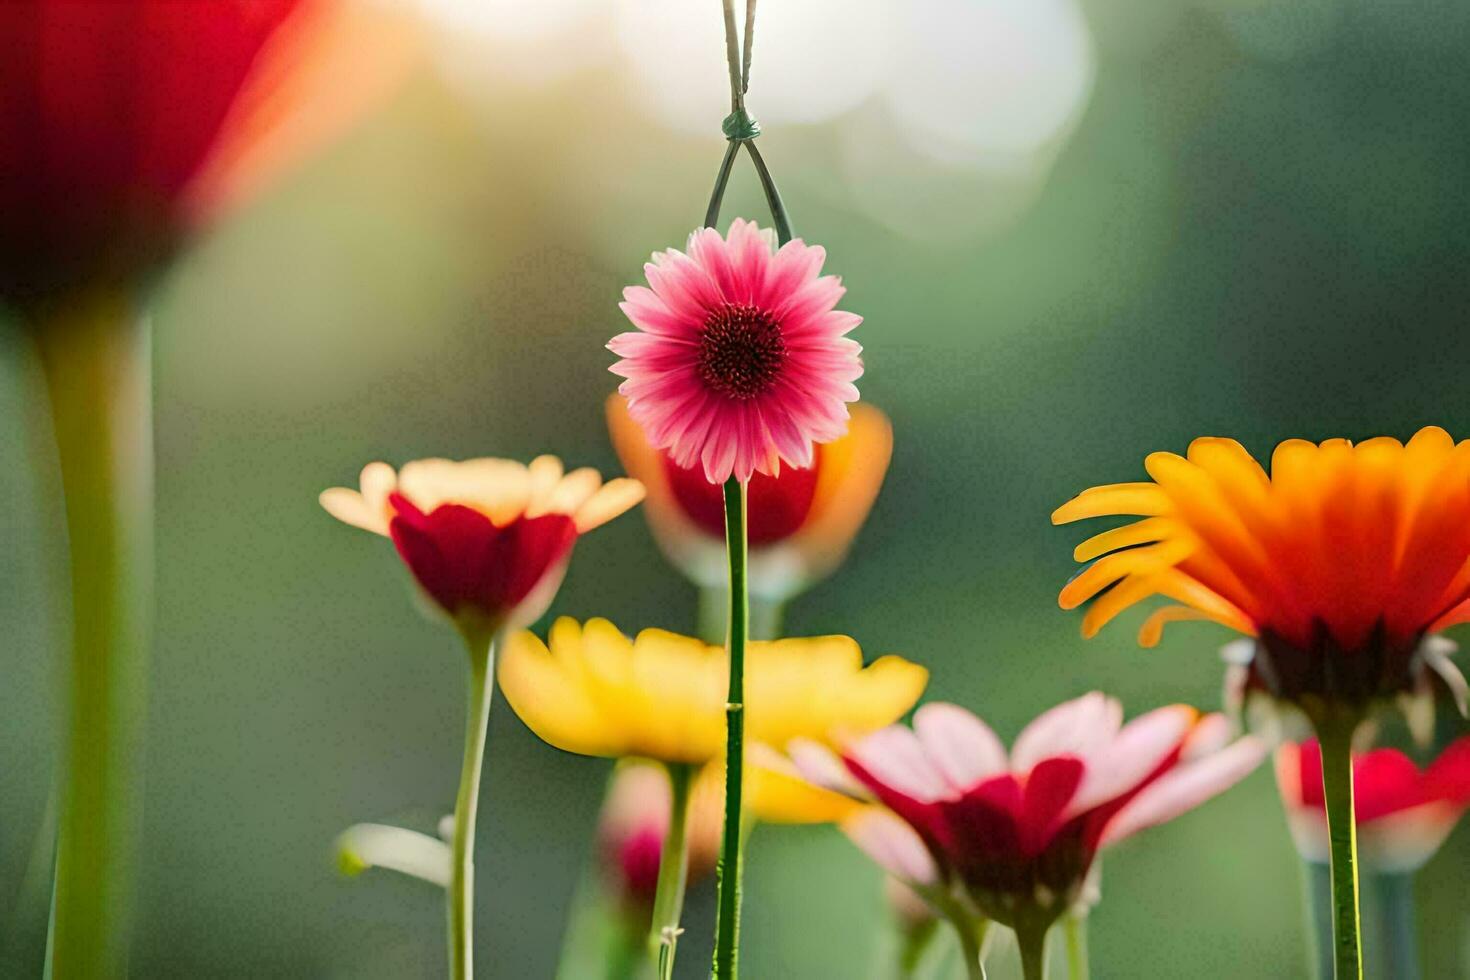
left=793, top=695, right=1264, bottom=945
left=608, top=219, right=864, bottom=485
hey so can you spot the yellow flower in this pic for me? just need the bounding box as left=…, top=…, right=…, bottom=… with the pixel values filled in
left=320, top=455, right=643, bottom=634
left=498, top=617, right=928, bottom=766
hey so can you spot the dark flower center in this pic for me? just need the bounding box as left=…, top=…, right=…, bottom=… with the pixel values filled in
left=697, top=303, right=786, bottom=399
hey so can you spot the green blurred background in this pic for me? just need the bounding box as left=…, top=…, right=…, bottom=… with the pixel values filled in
left=5, top=0, right=1470, bottom=976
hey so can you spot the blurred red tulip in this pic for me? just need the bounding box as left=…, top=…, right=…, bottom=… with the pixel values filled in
left=0, top=0, right=418, bottom=314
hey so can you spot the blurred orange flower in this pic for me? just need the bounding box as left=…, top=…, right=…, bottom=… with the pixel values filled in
left=608, top=395, right=891, bottom=602
left=1054, top=427, right=1470, bottom=714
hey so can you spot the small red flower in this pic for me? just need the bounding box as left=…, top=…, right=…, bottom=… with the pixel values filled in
left=321, top=456, right=644, bottom=636
left=795, top=695, right=1264, bottom=932
left=607, top=395, right=891, bottom=600
left=1276, top=737, right=1470, bottom=871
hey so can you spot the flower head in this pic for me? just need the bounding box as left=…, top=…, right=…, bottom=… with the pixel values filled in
left=320, top=457, right=643, bottom=636
left=1, top=0, right=416, bottom=312
left=498, top=617, right=927, bottom=765
left=607, top=395, right=891, bottom=600
left=1053, top=428, right=1470, bottom=715
left=597, top=762, right=723, bottom=915
left=1276, top=736, right=1470, bottom=872
left=796, top=695, right=1264, bottom=930
left=608, top=219, right=864, bottom=484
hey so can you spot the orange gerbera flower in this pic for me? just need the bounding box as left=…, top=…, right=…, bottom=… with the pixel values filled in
left=607, top=395, right=891, bottom=602
left=1053, top=427, right=1470, bottom=715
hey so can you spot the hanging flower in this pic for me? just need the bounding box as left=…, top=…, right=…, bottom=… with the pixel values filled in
left=0, top=0, right=417, bottom=314
left=1275, top=736, right=1470, bottom=872
left=1052, top=428, right=1470, bottom=723
left=498, top=617, right=927, bottom=764
left=606, top=395, right=891, bottom=601
left=607, top=219, right=864, bottom=485
left=794, top=695, right=1264, bottom=944
left=320, top=457, right=644, bottom=638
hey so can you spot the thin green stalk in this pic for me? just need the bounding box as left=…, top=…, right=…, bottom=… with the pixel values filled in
left=743, top=142, right=793, bottom=245
left=1372, top=872, right=1421, bottom=980
left=930, top=892, right=987, bottom=980
left=33, top=290, right=153, bottom=979
left=705, top=141, right=741, bottom=229
left=1017, top=921, right=1051, bottom=980
left=649, top=763, right=695, bottom=979
left=449, top=631, right=496, bottom=980
left=1063, top=915, right=1088, bottom=980
left=712, top=477, right=748, bottom=979
left=1305, top=861, right=1335, bottom=980
left=895, top=917, right=939, bottom=980
left=697, top=587, right=783, bottom=643
left=1315, top=712, right=1364, bottom=979
left=951, top=916, right=988, bottom=980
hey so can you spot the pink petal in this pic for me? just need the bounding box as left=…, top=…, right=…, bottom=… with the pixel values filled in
left=1011, top=693, right=1122, bottom=772
left=789, top=738, right=868, bottom=798
left=913, top=703, right=1010, bottom=793
left=1101, top=736, right=1266, bottom=847
left=841, top=807, right=940, bottom=886
left=759, top=239, right=825, bottom=309
left=1066, top=705, right=1195, bottom=819
left=847, top=725, right=951, bottom=803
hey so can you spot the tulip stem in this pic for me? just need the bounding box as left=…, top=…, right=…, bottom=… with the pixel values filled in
left=1063, top=915, right=1088, bottom=980
left=33, top=291, right=153, bottom=979
left=1372, top=872, right=1421, bottom=980
left=1314, top=712, right=1364, bottom=979
left=712, top=478, right=748, bottom=979
left=650, top=762, right=695, bottom=979
left=449, top=630, right=496, bottom=980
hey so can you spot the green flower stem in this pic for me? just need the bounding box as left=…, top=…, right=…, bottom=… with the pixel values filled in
left=953, top=916, right=988, bottom=980
left=1314, top=711, right=1364, bottom=979
left=1063, top=915, right=1088, bottom=980
left=712, top=477, right=749, bottom=979
left=1372, top=872, right=1421, bottom=980
left=1305, top=861, right=1335, bottom=980
left=928, top=891, right=987, bottom=980
left=1017, top=920, right=1052, bottom=980
left=449, top=629, right=496, bottom=980
left=743, top=142, right=793, bottom=245
left=696, top=586, right=784, bottom=643
left=33, top=291, right=154, bottom=979
left=894, top=917, right=939, bottom=980
left=649, top=762, right=695, bottom=979
left=705, top=141, right=741, bottom=229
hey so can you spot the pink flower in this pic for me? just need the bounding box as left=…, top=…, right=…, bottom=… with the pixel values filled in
left=597, top=763, right=723, bottom=916
left=1276, top=737, right=1470, bottom=872
left=608, top=219, right=864, bottom=484
left=795, top=695, right=1264, bottom=933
